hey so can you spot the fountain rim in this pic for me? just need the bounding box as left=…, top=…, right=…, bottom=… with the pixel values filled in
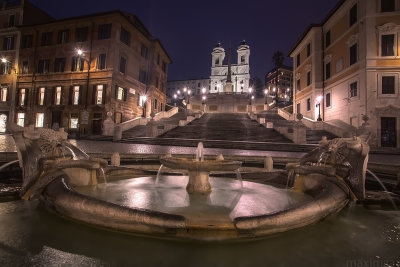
left=159, top=156, right=242, bottom=172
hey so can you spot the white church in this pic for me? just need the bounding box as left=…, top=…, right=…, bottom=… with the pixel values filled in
left=209, top=40, right=251, bottom=94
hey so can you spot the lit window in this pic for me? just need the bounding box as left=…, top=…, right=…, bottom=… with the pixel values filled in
left=73, top=86, right=79, bottom=105
left=0, top=87, right=7, bottom=102
left=0, top=114, right=6, bottom=133
left=55, top=86, right=62, bottom=105
left=17, top=113, right=25, bottom=127
left=117, top=87, right=124, bottom=100
left=70, top=113, right=79, bottom=129
left=35, top=113, right=44, bottom=128
left=19, top=88, right=26, bottom=106
left=96, top=84, right=103, bottom=104
left=38, top=87, right=45, bottom=105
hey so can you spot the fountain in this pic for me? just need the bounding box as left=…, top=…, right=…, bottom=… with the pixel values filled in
left=7, top=123, right=377, bottom=241
left=160, top=142, right=242, bottom=194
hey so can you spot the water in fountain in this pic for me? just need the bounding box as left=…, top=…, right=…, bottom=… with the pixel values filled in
left=366, top=169, right=398, bottom=210
left=235, top=169, right=243, bottom=190
left=62, top=142, right=90, bottom=160
left=154, top=164, right=164, bottom=185
left=195, top=142, right=204, bottom=162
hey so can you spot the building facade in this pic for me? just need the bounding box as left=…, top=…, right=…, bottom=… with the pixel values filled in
left=210, top=41, right=250, bottom=94
left=0, top=1, right=170, bottom=135
left=265, top=65, right=293, bottom=101
left=290, top=0, right=400, bottom=148
left=166, top=78, right=210, bottom=101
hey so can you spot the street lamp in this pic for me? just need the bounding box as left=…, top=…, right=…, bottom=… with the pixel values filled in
left=248, top=87, right=253, bottom=105
left=202, top=95, right=206, bottom=105
left=173, top=94, right=177, bottom=106
left=75, top=48, right=91, bottom=109
left=187, top=89, right=191, bottom=104
left=316, top=95, right=323, bottom=121
left=202, top=87, right=206, bottom=94
left=142, top=95, right=147, bottom=117
left=264, top=88, right=269, bottom=104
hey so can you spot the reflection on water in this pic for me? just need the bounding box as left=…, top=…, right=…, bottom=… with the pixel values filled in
left=0, top=200, right=399, bottom=266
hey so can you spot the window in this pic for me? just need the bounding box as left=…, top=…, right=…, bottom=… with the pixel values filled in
left=98, top=54, right=106, bottom=70
left=54, top=58, right=66, bottom=72
left=381, top=0, right=395, bottom=12
left=72, top=86, right=80, bottom=105
left=35, top=113, right=44, bottom=128
left=3, top=36, right=14, bottom=50
left=17, top=113, right=25, bottom=127
left=41, top=32, right=52, bottom=46
left=349, top=43, right=357, bottom=65
left=19, top=88, right=26, bottom=106
left=98, top=24, right=111, bottom=39
left=57, top=29, right=69, bottom=44
left=162, top=61, right=167, bottom=72
left=22, top=61, right=28, bottom=74
left=141, top=44, right=148, bottom=59
left=306, top=43, right=311, bottom=57
left=241, top=55, right=245, bottom=63
left=71, top=57, right=84, bottom=71
left=326, top=93, right=331, bottom=107
left=0, top=87, right=7, bottom=102
left=349, top=4, right=357, bottom=26
left=296, top=103, right=301, bottom=114
left=381, top=34, right=395, bottom=56
left=38, top=87, right=45, bottom=105
left=296, top=79, right=301, bottom=90
left=70, top=113, right=78, bottom=129
left=306, top=71, right=311, bottom=86
left=382, top=76, right=395, bottom=94
left=215, top=58, right=219, bottom=65
left=75, top=27, right=88, bottom=42
left=325, top=62, right=331, bottom=80
left=8, top=15, right=15, bottom=27
left=21, top=35, right=33, bottom=49
left=157, top=53, right=160, bottom=65
left=117, top=87, right=125, bottom=101
left=94, top=84, right=104, bottom=104
left=120, top=27, right=130, bottom=46
left=325, top=31, right=331, bottom=47
left=350, top=81, right=358, bottom=98
left=54, top=86, right=62, bottom=105
left=154, top=99, right=158, bottom=109
left=139, top=69, right=147, bottom=83
left=38, top=59, right=49, bottom=73
left=155, top=76, right=159, bottom=88
left=307, top=98, right=311, bottom=111
left=1, top=61, right=11, bottom=74
left=119, top=56, right=126, bottom=74
left=296, top=54, right=300, bottom=67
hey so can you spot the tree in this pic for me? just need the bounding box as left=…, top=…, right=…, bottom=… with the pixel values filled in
left=272, top=51, right=285, bottom=68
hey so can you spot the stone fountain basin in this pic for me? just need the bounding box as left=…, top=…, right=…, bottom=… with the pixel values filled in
left=160, top=157, right=242, bottom=172
left=40, top=171, right=350, bottom=241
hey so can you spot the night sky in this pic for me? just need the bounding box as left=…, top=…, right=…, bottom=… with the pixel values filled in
left=30, top=0, right=339, bottom=81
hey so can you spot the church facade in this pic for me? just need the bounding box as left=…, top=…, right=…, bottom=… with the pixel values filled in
left=210, top=41, right=250, bottom=94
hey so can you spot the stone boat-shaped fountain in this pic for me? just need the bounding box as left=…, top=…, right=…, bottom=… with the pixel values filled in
left=9, top=124, right=370, bottom=241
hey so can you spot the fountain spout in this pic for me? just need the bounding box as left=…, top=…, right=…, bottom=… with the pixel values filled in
left=196, top=142, right=204, bottom=162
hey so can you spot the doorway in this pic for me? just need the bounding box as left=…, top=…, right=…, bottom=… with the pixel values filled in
left=52, top=111, right=62, bottom=130
left=92, top=113, right=103, bottom=135
left=381, top=117, right=397, bottom=147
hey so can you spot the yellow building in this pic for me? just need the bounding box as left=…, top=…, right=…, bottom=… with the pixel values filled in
left=290, top=0, right=400, bottom=148
left=0, top=1, right=170, bottom=135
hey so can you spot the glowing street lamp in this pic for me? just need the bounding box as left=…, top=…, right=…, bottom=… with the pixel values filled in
left=173, top=94, right=177, bottom=106
left=248, top=87, right=253, bottom=105
left=202, top=87, right=206, bottom=94
left=264, top=88, right=269, bottom=104
left=187, top=89, right=191, bottom=104
left=202, top=95, right=206, bottom=105
left=1, top=58, right=7, bottom=63
left=316, top=95, right=323, bottom=121
left=142, top=95, right=147, bottom=117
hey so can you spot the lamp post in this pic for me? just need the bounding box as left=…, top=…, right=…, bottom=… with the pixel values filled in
left=264, top=88, right=269, bottom=104
left=187, top=89, right=191, bottom=104
left=202, top=95, right=206, bottom=105
left=75, top=49, right=91, bottom=109
left=142, top=95, right=147, bottom=117
left=173, top=94, right=177, bottom=107
left=248, top=87, right=253, bottom=105
left=316, top=95, right=323, bottom=121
